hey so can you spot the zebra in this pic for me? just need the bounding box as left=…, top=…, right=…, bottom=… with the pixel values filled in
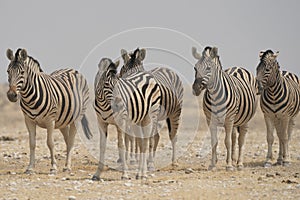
left=192, top=46, right=258, bottom=171
left=119, top=48, right=184, bottom=169
left=91, top=55, right=161, bottom=180
left=6, top=48, right=91, bottom=174
left=256, top=50, right=300, bottom=167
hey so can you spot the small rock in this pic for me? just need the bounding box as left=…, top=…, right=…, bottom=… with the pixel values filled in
left=68, top=196, right=76, bottom=200
left=258, top=177, right=263, bottom=181
left=266, top=173, right=275, bottom=178
left=124, top=182, right=133, bottom=187
left=185, top=168, right=194, bottom=174
left=275, top=172, right=281, bottom=176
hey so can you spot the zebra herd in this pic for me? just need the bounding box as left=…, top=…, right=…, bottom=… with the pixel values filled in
left=5, top=46, right=300, bottom=180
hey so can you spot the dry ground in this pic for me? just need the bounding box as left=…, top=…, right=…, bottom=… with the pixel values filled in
left=0, top=84, right=300, bottom=200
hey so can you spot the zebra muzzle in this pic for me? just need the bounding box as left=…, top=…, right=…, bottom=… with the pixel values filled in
left=7, top=87, right=18, bottom=102
left=192, top=78, right=204, bottom=96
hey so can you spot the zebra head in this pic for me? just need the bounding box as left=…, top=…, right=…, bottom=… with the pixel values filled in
left=256, top=50, right=280, bottom=90
left=120, top=48, right=146, bottom=77
left=95, top=58, right=120, bottom=102
left=6, top=48, right=29, bottom=102
left=191, top=46, right=221, bottom=96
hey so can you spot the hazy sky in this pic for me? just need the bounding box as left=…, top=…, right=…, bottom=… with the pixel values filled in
left=1, top=0, right=299, bottom=85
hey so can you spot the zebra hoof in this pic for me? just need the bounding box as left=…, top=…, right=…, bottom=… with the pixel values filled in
left=237, top=165, right=243, bottom=171
left=208, top=165, right=216, bottom=171
left=148, top=162, right=155, bottom=172
left=135, top=174, right=147, bottom=180
left=172, top=162, right=179, bottom=167
left=50, top=168, right=57, bottom=175
left=130, top=160, right=136, bottom=165
left=63, top=167, right=71, bottom=172
left=226, top=166, right=234, bottom=172
left=25, top=169, right=34, bottom=174
left=264, top=162, right=272, bottom=168
left=121, top=175, right=130, bottom=180
left=92, top=175, right=101, bottom=181
left=117, top=158, right=123, bottom=164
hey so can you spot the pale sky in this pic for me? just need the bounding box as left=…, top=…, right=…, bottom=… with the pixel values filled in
left=1, top=0, right=299, bottom=85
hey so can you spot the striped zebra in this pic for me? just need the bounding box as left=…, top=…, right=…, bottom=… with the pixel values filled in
left=92, top=56, right=161, bottom=180
left=120, top=48, right=184, bottom=170
left=256, top=50, right=300, bottom=167
left=6, top=48, right=91, bottom=174
left=192, top=46, right=258, bottom=171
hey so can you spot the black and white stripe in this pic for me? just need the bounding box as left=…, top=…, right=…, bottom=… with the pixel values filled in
left=192, top=46, right=257, bottom=171
left=120, top=48, right=184, bottom=168
left=92, top=56, right=161, bottom=180
left=256, top=50, right=300, bottom=167
left=6, top=48, right=91, bottom=174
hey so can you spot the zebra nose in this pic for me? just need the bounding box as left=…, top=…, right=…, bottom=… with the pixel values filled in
left=7, top=89, right=18, bottom=102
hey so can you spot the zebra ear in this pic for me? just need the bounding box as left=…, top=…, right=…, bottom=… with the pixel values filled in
left=210, top=47, right=218, bottom=59
left=121, top=49, right=130, bottom=63
left=20, top=49, right=28, bottom=61
left=114, top=60, right=120, bottom=68
left=273, top=51, right=279, bottom=58
left=259, top=51, right=265, bottom=58
left=137, top=48, right=146, bottom=61
left=192, top=47, right=201, bottom=60
left=6, top=49, right=14, bottom=61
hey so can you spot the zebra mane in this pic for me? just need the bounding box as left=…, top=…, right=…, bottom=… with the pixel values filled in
left=15, top=49, right=43, bottom=73
left=260, top=50, right=274, bottom=61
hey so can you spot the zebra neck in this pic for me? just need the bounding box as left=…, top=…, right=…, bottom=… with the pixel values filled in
left=206, top=70, right=225, bottom=95
left=266, top=71, right=283, bottom=92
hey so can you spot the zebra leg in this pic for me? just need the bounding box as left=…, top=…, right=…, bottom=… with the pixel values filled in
left=153, top=133, right=160, bottom=164
left=124, top=134, right=129, bottom=162
left=60, top=126, right=71, bottom=172
left=148, top=135, right=155, bottom=171
left=92, top=121, right=108, bottom=181
left=276, top=118, right=290, bottom=166
left=136, top=137, right=148, bottom=180
left=46, top=121, right=57, bottom=174
left=64, top=123, right=76, bottom=172
left=237, top=125, right=248, bottom=170
left=24, top=117, right=36, bottom=174
left=264, top=116, right=275, bottom=167
left=208, top=125, right=218, bottom=171
left=117, top=127, right=124, bottom=164
left=284, top=118, right=295, bottom=166
left=224, top=123, right=234, bottom=171
left=167, top=117, right=179, bottom=167
left=130, top=135, right=137, bottom=164
left=231, top=127, right=237, bottom=165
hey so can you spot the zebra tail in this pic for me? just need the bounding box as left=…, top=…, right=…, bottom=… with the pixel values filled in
left=81, top=114, right=93, bottom=139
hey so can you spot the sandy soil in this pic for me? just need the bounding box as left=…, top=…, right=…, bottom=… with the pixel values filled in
left=0, top=84, right=300, bottom=200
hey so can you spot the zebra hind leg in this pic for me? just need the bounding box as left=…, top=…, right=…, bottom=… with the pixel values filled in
left=237, top=125, right=248, bottom=171
left=231, top=127, right=237, bottom=166
left=167, top=117, right=179, bottom=167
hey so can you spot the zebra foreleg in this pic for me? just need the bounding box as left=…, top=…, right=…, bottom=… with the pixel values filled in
left=208, top=125, right=218, bottom=171
left=92, top=121, right=108, bottom=181
left=24, top=117, right=36, bottom=174
left=46, top=121, right=57, bottom=174
left=224, top=123, right=234, bottom=171
left=231, top=127, right=237, bottom=165
left=264, top=116, right=275, bottom=167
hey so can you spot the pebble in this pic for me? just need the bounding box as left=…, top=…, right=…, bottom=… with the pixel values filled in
left=185, top=168, right=194, bottom=174
left=124, top=182, right=133, bottom=187
left=266, top=173, right=275, bottom=178
left=68, top=196, right=76, bottom=200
